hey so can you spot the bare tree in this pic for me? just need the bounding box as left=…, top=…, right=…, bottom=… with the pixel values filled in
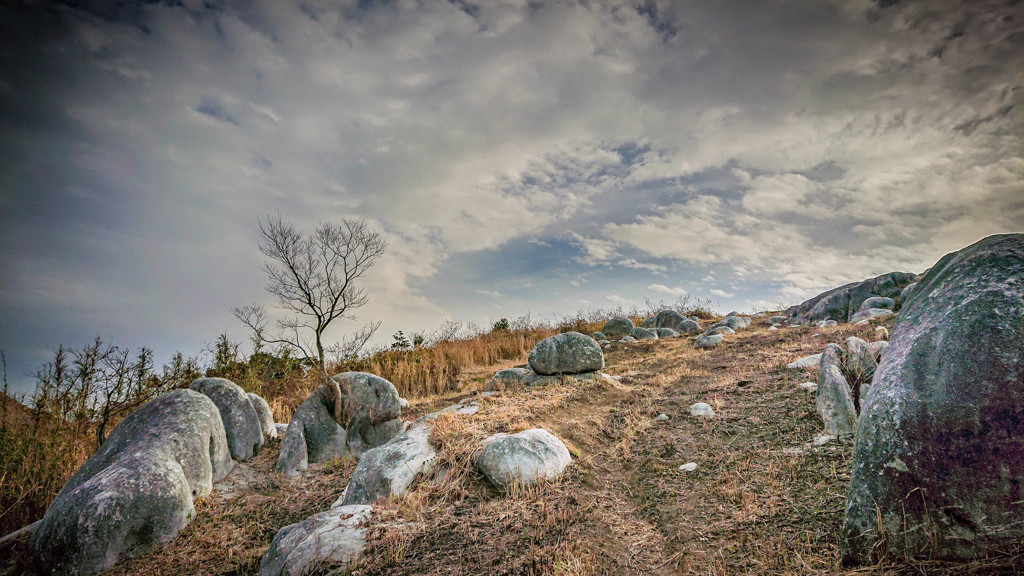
left=233, top=214, right=387, bottom=374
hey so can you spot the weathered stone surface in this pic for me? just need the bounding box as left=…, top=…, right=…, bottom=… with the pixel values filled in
left=620, top=336, right=637, bottom=343
left=248, top=392, right=277, bottom=440
left=488, top=367, right=535, bottom=390
left=588, top=331, right=606, bottom=341
left=787, top=354, right=821, bottom=369
left=849, top=307, right=895, bottom=324
left=858, top=296, right=895, bottom=313
left=705, top=326, right=735, bottom=336
left=640, top=316, right=657, bottom=328
left=844, top=233, right=1024, bottom=562
left=816, top=319, right=838, bottom=327
left=694, top=334, right=724, bottom=349
left=475, top=429, right=572, bottom=491
left=276, top=373, right=405, bottom=477
left=768, top=315, right=788, bottom=325
left=820, top=343, right=843, bottom=375
left=602, top=317, right=634, bottom=339
left=787, top=271, right=916, bottom=323
left=899, top=281, right=918, bottom=306
left=528, top=332, right=604, bottom=375
left=342, top=423, right=435, bottom=506
left=689, top=402, right=715, bottom=417
left=677, top=319, right=701, bottom=335
left=655, top=328, right=680, bottom=339
left=652, top=310, right=693, bottom=333
left=715, top=316, right=746, bottom=331
left=816, top=365, right=857, bottom=437
left=274, top=423, right=288, bottom=438
left=31, top=390, right=233, bottom=576
left=874, top=326, right=889, bottom=341
left=191, top=378, right=265, bottom=461
left=258, top=504, right=371, bottom=576
left=630, top=327, right=659, bottom=340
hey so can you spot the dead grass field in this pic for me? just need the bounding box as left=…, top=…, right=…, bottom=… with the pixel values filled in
left=3, top=318, right=1022, bottom=575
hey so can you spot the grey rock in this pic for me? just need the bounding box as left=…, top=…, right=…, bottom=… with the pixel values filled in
left=258, top=504, right=371, bottom=576
left=898, top=281, right=918, bottom=306
left=654, top=414, right=669, bottom=422
left=620, top=336, right=637, bottom=342
left=689, top=402, right=715, bottom=417
left=816, top=365, right=857, bottom=437
left=652, top=310, right=694, bottom=333
left=655, top=328, right=680, bottom=339
left=528, top=332, right=604, bottom=375
left=848, top=307, right=895, bottom=324
left=787, top=271, right=917, bottom=324
left=716, top=316, right=746, bottom=331
left=639, top=316, right=657, bottom=328
left=342, top=423, right=435, bottom=506
left=487, top=367, right=535, bottom=390
left=601, top=317, right=634, bottom=339
left=678, top=319, right=701, bottom=335
left=247, top=392, right=277, bottom=440
left=768, top=315, right=788, bottom=325
left=767, top=325, right=779, bottom=331
left=820, top=343, right=843, bottom=375
left=31, top=390, right=233, bottom=576
left=705, top=326, right=735, bottom=336
left=588, top=331, right=606, bottom=341
left=274, top=423, right=288, bottom=438
left=475, top=429, right=572, bottom=491
left=844, top=233, right=1024, bottom=562
left=816, top=319, right=838, bottom=327
left=786, top=354, right=821, bottom=369
left=275, top=373, right=403, bottom=477
left=694, top=334, right=724, bottom=349
left=858, top=296, right=895, bottom=313
left=191, top=378, right=264, bottom=461
left=630, top=327, right=659, bottom=341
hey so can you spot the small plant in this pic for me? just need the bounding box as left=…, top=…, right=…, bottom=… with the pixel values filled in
left=491, top=318, right=511, bottom=333
left=391, top=331, right=412, bottom=350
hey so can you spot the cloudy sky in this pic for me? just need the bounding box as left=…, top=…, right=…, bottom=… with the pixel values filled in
left=1, top=0, right=1021, bottom=395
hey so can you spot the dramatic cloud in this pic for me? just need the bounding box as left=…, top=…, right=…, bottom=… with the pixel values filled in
left=0, top=0, right=1021, bottom=394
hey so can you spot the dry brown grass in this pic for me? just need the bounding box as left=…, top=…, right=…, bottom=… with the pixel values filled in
left=5, top=314, right=1023, bottom=576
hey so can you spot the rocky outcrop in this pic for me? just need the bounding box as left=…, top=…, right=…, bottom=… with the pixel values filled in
left=258, top=504, right=372, bottom=576
left=601, top=317, right=634, bottom=339
left=475, top=429, right=572, bottom=491
left=31, top=390, right=234, bottom=576
left=191, top=377, right=265, bottom=461
left=528, top=332, right=604, bottom=375
left=844, top=234, right=1024, bottom=563
left=786, top=271, right=917, bottom=324
left=276, top=373, right=404, bottom=477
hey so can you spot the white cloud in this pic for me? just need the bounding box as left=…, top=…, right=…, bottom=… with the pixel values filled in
left=647, top=284, right=688, bottom=296
left=709, top=288, right=735, bottom=299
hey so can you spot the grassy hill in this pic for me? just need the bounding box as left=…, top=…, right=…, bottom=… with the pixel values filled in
left=3, top=314, right=1022, bottom=575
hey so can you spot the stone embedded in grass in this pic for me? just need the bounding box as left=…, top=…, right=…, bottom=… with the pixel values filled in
left=341, top=422, right=436, bottom=506
left=798, top=382, right=818, bottom=392
left=630, top=327, right=659, bottom=340
left=31, top=390, right=234, bottom=576
left=689, top=402, right=715, bottom=417
left=694, top=334, right=724, bottom=349
left=874, top=326, right=889, bottom=341
left=601, top=317, right=634, bottom=339
left=475, top=428, right=572, bottom=492
left=705, top=325, right=735, bottom=336
left=258, top=504, right=371, bottom=576
left=812, top=434, right=836, bottom=446
left=768, top=315, right=788, bottom=325
left=247, top=392, right=277, bottom=440
left=528, top=331, right=605, bottom=375
left=588, top=331, right=606, bottom=340
left=816, top=319, right=838, bottom=327
left=620, top=335, right=638, bottom=342
left=786, top=353, right=821, bottom=369
left=816, top=365, right=857, bottom=437
left=679, top=462, right=698, bottom=472
left=275, top=372, right=404, bottom=477
left=848, top=307, right=894, bottom=324
left=191, top=377, right=265, bottom=461
left=654, top=414, right=669, bottom=422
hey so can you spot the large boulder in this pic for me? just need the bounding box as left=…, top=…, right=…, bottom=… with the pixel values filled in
left=341, top=422, right=436, bottom=506
left=275, top=373, right=404, bottom=477
left=857, top=296, right=894, bottom=313
left=601, top=317, right=634, bottom=339
left=191, top=377, right=265, bottom=461
left=248, top=392, right=278, bottom=440
left=258, top=504, right=372, bottom=576
left=651, top=310, right=693, bottom=333
left=528, top=332, right=604, bottom=375
left=844, top=234, right=1024, bottom=563
left=31, top=390, right=234, bottom=576
left=475, top=428, right=572, bottom=491
left=694, top=334, right=724, bottom=349
left=787, top=271, right=917, bottom=324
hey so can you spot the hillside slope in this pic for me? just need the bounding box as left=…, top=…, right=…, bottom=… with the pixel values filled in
left=4, top=318, right=1021, bottom=575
